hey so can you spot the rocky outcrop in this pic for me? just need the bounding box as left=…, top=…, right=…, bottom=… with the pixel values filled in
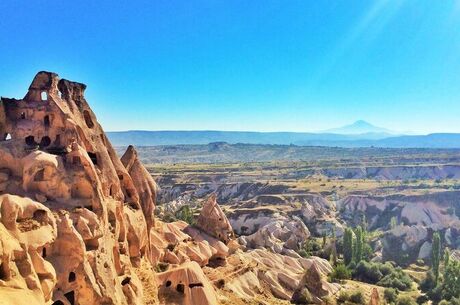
left=382, top=225, right=433, bottom=265
left=218, top=249, right=339, bottom=302
left=121, top=145, right=158, bottom=231
left=156, top=261, right=218, bottom=305
left=340, top=192, right=460, bottom=265
left=196, top=194, right=234, bottom=243
left=0, top=71, right=155, bottom=305
left=339, top=192, right=460, bottom=231
left=321, top=165, right=460, bottom=180
left=239, top=216, right=310, bottom=255
left=368, top=288, right=380, bottom=305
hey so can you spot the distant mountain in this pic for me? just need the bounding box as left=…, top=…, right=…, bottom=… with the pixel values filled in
left=107, top=130, right=460, bottom=148
left=322, top=120, right=396, bottom=135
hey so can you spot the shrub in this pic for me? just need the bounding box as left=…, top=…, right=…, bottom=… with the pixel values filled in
left=426, top=284, right=442, bottom=303
left=337, top=291, right=350, bottom=303
left=416, top=294, right=429, bottom=305
left=354, top=260, right=383, bottom=283
left=330, top=264, right=351, bottom=282
left=441, top=260, right=460, bottom=301
left=419, top=271, right=436, bottom=292
left=384, top=288, right=399, bottom=304
left=294, top=288, right=313, bottom=304
left=175, top=205, right=195, bottom=225
left=378, top=267, right=413, bottom=291
left=396, top=296, right=417, bottom=305
left=298, top=249, right=309, bottom=258
left=349, top=291, right=365, bottom=304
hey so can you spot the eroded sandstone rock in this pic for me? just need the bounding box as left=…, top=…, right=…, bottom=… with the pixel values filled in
left=196, top=194, right=234, bottom=243
left=0, top=72, right=153, bottom=305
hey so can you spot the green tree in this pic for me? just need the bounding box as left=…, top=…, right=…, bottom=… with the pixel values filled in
left=343, top=228, right=354, bottom=265
left=329, top=264, right=351, bottom=282
left=390, top=216, right=397, bottom=229
left=175, top=205, right=195, bottom=225
left=353, top=226, right=364, bottom=263
left=384, top=288, right=399, bottom=304
left=442, top=260, right=460, bottom=301
left=396, top=296, right=417, bottom=305
left=444, top=248, right=450, bottom=267
left=432, top=232, right=441, bottom=283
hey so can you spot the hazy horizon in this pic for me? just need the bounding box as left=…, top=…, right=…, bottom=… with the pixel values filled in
left=1, top=1, right=460, bottom=134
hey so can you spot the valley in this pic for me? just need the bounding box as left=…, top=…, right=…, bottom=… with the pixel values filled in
left=138, top=146, right=460, bottom=304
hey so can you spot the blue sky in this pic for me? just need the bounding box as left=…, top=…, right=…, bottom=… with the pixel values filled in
left=1, top=1, right=460, bottom=133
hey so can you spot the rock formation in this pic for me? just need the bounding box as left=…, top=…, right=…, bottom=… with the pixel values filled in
left=368, top=288, right=380, bottom=305
left=196, top=194, right=234, bottom=243
left=0, top=71, right=157, bottom=305
left=0, top=72, right=340, bottom=305
left=238, top=216, right=310, bottom=255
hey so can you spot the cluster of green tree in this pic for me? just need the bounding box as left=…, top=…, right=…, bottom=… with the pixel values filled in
left=330, top=225, right=414, bottom=294
left=298, top=238, right=323, bottom=258
left=353, top=261, right=413, bottom=290
left=343, top=226, right=373, bottom=265
left=161, top=205, right=196, bottom=225
left=419, top=232, right=460, bottom=304
left=337, top=290, right=365, bottom=304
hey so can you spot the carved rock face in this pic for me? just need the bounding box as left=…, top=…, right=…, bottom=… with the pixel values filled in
left=196, top=194, right=234, bottom=243
left=0, top=72, right=153, bottom=305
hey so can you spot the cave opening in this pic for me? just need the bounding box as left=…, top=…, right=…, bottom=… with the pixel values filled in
left=44, top=115, right=50, bottom=127
left=176, top=283, right=185, bottom=294
left=64, top=291, right=75, bottom=305
left=83, top=110, right=94, bottom=128
left=34, top=169, right=45, bottom=181
left=189, top=283, right=204, bottom=288
left=25, top=135, right=37, bottom=146
left=87, top=152, right=98, bottom=166
left=0, top=262, right=7, bottom=280
left=40, top=136, right=51, bottom=148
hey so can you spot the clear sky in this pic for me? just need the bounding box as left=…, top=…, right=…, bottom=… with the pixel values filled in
left=1, top=1, right=460, bottom=133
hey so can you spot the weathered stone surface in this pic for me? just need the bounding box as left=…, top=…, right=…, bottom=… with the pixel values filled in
left=239, top=216, right=310, bottom=255
left=196, top=194, right=234, bottom=243
left=368, top=288, right=380, bottom=305
left=0, top=72, right=153, bottom=305
left=156, top=261, right=218, bottom=305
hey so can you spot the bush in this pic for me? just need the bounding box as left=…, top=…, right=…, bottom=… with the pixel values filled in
left=416, top=294, right=428, bottom=305
left=354, top=260, right=384, bottom=283
left=378, top=267, right=413, bottom=291
left=337, top=291, right=350, bottom=303
left=175, top=205, right=195, bottom=225
left=384, top=288, right=399, bottom=303
left=419, top=271, right=436, bottom=292
left=426, top=284, right=443, bottom=303
left=396, top=296, right=417, bottom=305
left=298, top=249, right=309, bottom=258
left=293, top=288, right=313, bottom=304
left=330, top=264, right=351, bottom=282
left=349, top=291, right=365, bottom=304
